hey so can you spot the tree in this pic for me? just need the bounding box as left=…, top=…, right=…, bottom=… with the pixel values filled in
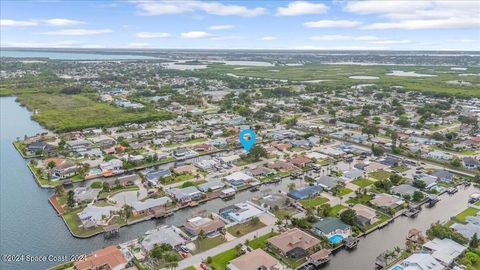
left=102, top=182, right=110, bottom=192
left=451, top=158, right=462, bottom=168
left=362, top=124, right=379, bottom=138
left=340, top=209, right=357, bottom=225
left=371, top=144, right=385, bottom=157
left=246, top=145, right=267, bottom=162
left=67, top=190, right=75, bottom=207
left=470, top=233, right=479, bottom=249
left=412, top=179, right=427, bottom=189
left=250, top=216, right=260, bottom=226
left=389, top=174, right=402, bottom=185
left=47, top=161, right=56, bottom=170
left=412, top=191, right=424, bottom=202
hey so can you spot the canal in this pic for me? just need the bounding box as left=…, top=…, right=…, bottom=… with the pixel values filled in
left=0, top=96, right=478, bottom=269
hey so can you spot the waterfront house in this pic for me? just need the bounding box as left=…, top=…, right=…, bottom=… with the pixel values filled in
left=463, top=157, right=479, bottom=169
left=422, top=238, right=467, bottom=266
left=73, top=187, right=101, bottom=203
left=26, top=141, right=54, bottom=154
left=267, top=160, right=297, bottom=173
left=196, top=159, right=218, bottom=170
left=370, top=193, right=404, bottom=210
left=316, top=176, right=343, bottom=190
left=168, top=186, right=203, bottom=203
left=311, top=217, right=351, bottom=243
left=342, top=169, right=364, bottom=181
left=197, top=180, right=225, bottom=192
left=431, top=170, right=455, bottom=183
left=227, top=248, right=284, bottom=270
left=78, top=205, right=118, bottom=228
left=392, top=184, right=418, bottom=198
left=248, top=166, right=276, bottom=178
left=144, top=169, right=172, bottom=185
left=183, top=216, right=225, bottom=237
left=288, top=185, right=322, bottom=200
left=352, top=204, right=378, bottom=227
left=141, top=226, right=187, bottom=252
left=289, top=156, right=312, bottom=168
left=74, top=245, right=128, bottom=270
left=131, top=197, right=172, bottom=216
left=173, top=164, right=197, bottom=175
left=224, top=171, right=255, bottom=187
left=218, top=154, right=241, bottom=164
left=44, top=158, right=80, bottom=179
left=258, top=193, right=290, bottom=209
left=267, top=228, right=320, bottom=259
left=219, top=202, right=264, bottom=223
left=379, top=156, right=402, bottom=167
left=391, top=253, right=443, bottom=270
left=307, top=249, right=331, bottom=267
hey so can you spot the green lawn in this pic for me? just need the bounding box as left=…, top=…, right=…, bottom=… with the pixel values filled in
left=16, top=93, right=174, bottom=132
left=272, top=207, right=297, bottom=220
left=209, top=248, right=239, bottom=270
left=336, top=187, right=353, bottom=197
left=160, top=173, right=195, bottom=185
left=369, top=170, right=392, bottom=181
left=352, top=178, right=373, bottom=188
left=300, top=196, right=329, bottom=209
left=186, top=138, right=208, bottom=144
left=327, top=205, right=348, bottom=217
left=454, top=207, right=480, bottom=224
left=192, top=236, right=226, bottom=254
left=392, top=165, right=410, bottom=173
left=183, top=266, right=196, bottom=270
left=346, top=194, right=374, bottom=205
left=62, top=209, right=104, bottom=237
left=361, top=212, right=391, bottom=231
left=247, top=232, right=279, bottom=249
left=226, top=221, right=266, bottom=237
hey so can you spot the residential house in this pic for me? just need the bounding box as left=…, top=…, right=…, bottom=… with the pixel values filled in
left=311, top=217, right=352, bottom=243
left=197, top=180, right=225, bottom=192
left=168, top=186, right=203, bottom=203
left=219, top=202, right=264, bottom=223
left=78, top=205, right=118, bottom=228
left=391, top=253, right=443, bottom=270
left=267, top=228, right=321, bottom=259
left=431, top=170, right=455, bottom=183
left=352, top=204, right=378, bottom=227
left=183, top=216, right=225, bottom=237
left=173, top=164, right=197, bottom=175
left=74, top=245, right=128, bottom=270
left=422, top=238, right=467, bottom=266
left=227, top=248, right=284, bottom=270
left=224, top=171, right=255, bottom=187
left=289, top=156, right=312, bottom=168
left=141, top=226, right=187, bottom=252
left=145, top=169, right=172, bottom=185
left=288, top=185, right=322, bottom=200
left=392, top=184, right=418, bottom=198
left=44, top=158, right=80, bottom=179
left=463, top=157, right=479, bottom=169
left=248, top=166, right=276, bottom=178
left=370, top=193, right=404, bottom=210
left=131, top=197, right=172, bottom=215
left=316, top=176, right=343, bottom=190
left=267, top=160, right=297, bottom=173
left=73, top=187, right=101, bottom=203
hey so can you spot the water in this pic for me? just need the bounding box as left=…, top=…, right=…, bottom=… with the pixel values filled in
left=0, top=96, right=476, bottom=269
left=0, top=50, right=157, bottom=60
left=324, top=185, right=478, bottom=270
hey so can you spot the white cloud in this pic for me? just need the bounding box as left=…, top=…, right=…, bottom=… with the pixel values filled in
left=362, top=18, right=480, bottom=30
left=309, top=35, right=380, bottom=41
left=346, top=1, right=480, bottom=30
left=368, top=39, right=412, bottom=44
left=259, top=36, right=277, bottom=41
left=208, top=24, right=234, bottom=30
left=42, top=28, right=113, bottom=36
left=1, top=19, right=38, bottom=27
left=181, top=31, right=212, bottom=39
left=134, top=1, right=265, bottom=17
left=44, top=18, right=86, bottom=26
left=136, top=32, right=171, bottom=38
left=304, top=19, right=362, bottom=28
left=293, top=45, right=326, bottom=50
left=127, top=42, right=151, bottom=48
left=277, top=1, right=328, bottom=16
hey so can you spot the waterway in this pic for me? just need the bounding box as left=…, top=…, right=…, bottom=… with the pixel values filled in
left=0, top=50, right=157, bottom=60
left=0, top=96, right=477, bottom=269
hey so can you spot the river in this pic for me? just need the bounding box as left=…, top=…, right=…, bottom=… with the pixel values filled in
left=0, top=96, right=477, bottom=269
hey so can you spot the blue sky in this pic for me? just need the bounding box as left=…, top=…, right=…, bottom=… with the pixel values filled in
left=1, top=0, right=479, bottom=50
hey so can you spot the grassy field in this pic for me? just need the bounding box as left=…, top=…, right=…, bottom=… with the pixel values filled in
left=454, top=207, right=480, bottom=224
left=300, top=196, right=329, bottom=209
left=336, top=187, right=353, bottom=196
left=369, top=170, right=392, bottom=181
left=226, top=221, right=266, bottom=237
left=327, top=204, right=348, bottom=217
left=247, top=231, right=279, bottom=249
left=192, top=236, right=226, bottom=254
left=352, top=178, right=374, bottom=188
left=204, top=63, right=480, bottom=97
left=15, top=93, right=174, bottom=132
left=209, top=247, right=239, bottom=270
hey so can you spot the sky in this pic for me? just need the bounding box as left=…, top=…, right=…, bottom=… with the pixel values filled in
left=1, top=0, right=479, bottom=50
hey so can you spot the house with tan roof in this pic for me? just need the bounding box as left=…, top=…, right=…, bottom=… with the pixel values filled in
left=267, top=228, right=320, bottom=259
left=267, top=160, right=297, bottom=173
left=227, top=248, right=283, bottom=270
left=352, top=204, right=378, bottom=227
left=173, top=164, right=198, bottom=175
left=289, top=156, right=312, bottom=168
left=74, top=245, right=128, bottom=270
left=184, top=216, right=225, bottom=237
left=370, top=193, right=405, bottom=210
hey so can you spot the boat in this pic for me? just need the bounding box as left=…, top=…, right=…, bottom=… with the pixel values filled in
left=403, top=206, right=420, bottom=217
left=447, top=187, right=458, bottom=194
left=426, top=195, right=439, bottom=207
left=464, top=181, right=472, bottom=187
left=345, top=236, right=359, bottom=249
left=249, top=186, right=259, bottom=192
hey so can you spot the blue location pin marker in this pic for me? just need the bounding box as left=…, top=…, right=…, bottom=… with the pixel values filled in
left=239, top=129, right=256, bottom=152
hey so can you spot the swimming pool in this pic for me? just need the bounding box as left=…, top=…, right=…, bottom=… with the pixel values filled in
left=329, top=234, right=344, bottom=244
left=391, top=265, right=404, bottom=270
